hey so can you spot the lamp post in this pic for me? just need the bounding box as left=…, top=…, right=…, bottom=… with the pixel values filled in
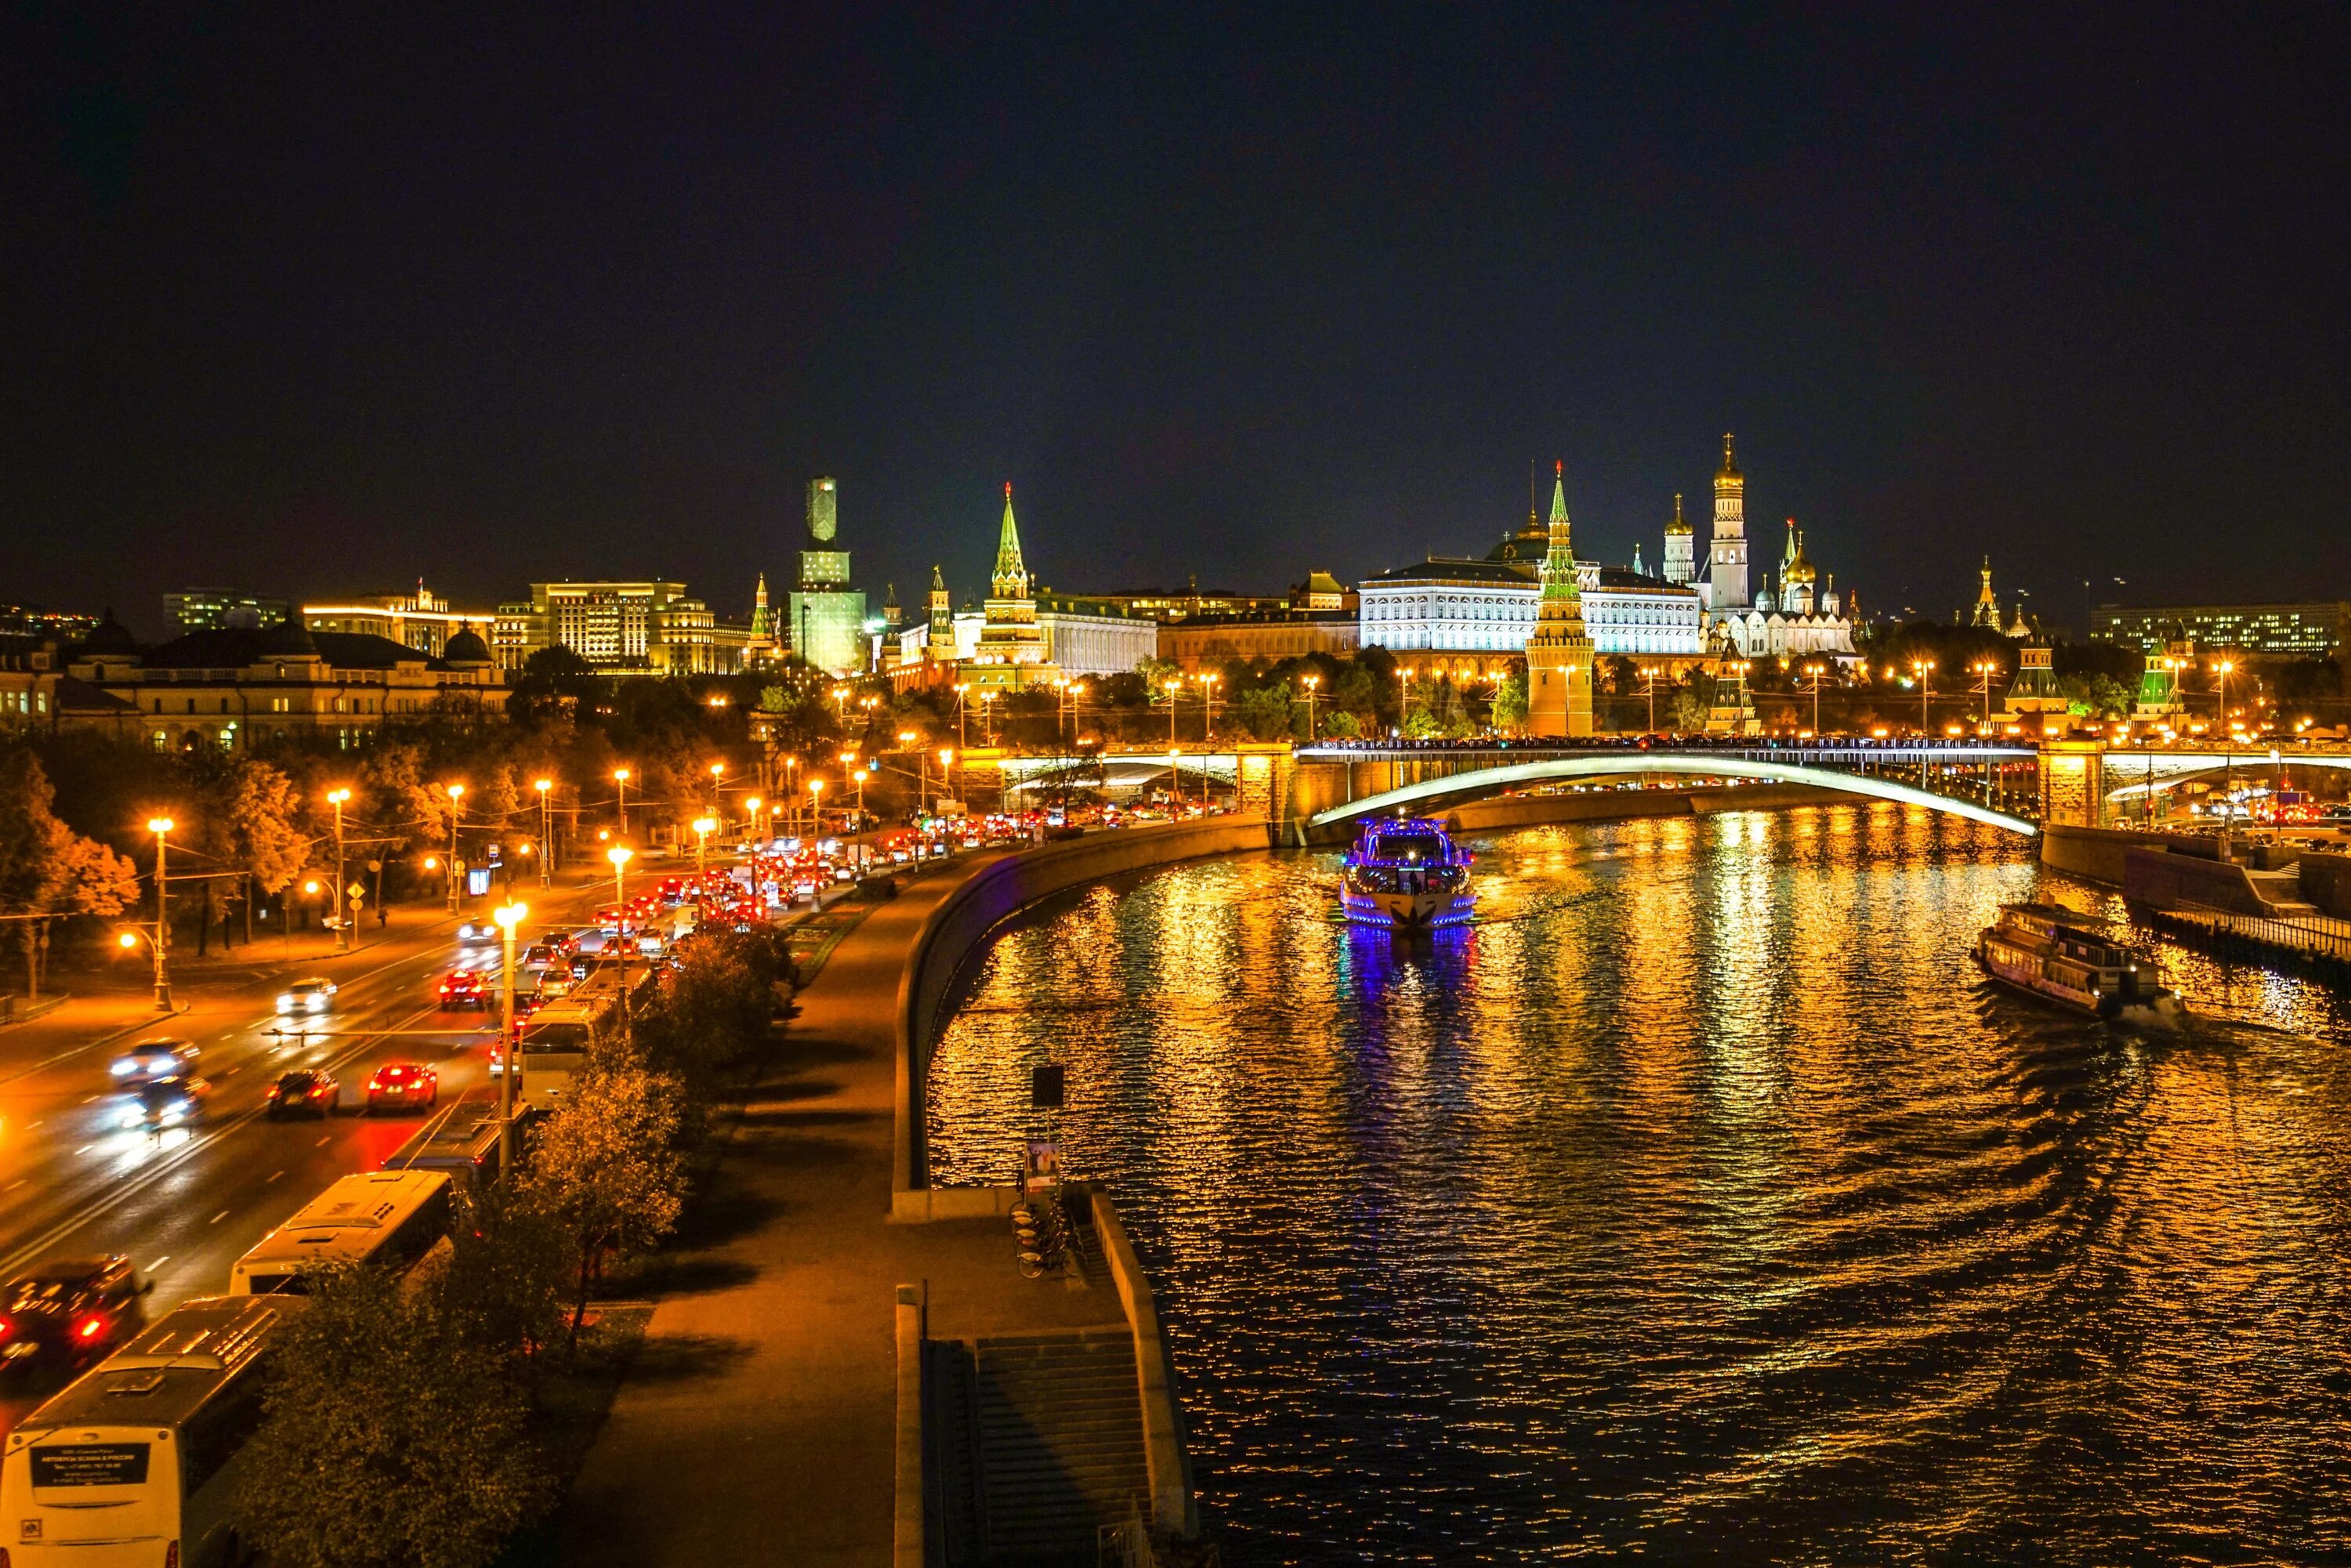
left=2214, top=658, right=2237, bottom=860
left=613, top=766, right=632, bottom=837
left=781, top=755, right=799, bottom=835
left=939, top=748, right=955, bottom=813
left=809, top=777, right=825, bottom=835
left=1196, top=672, right=1221, bottom=741
left=1300, top=673, right=1320, bottom=741
left=980, top=690, right=998, bottom=746
left=145, top=816, right=174, bottom=1011
left=1910, top=657, right=1936, bottom=736
left=326, top=788, right=352, bottom=951
left=954, top=684, right=970, bottom=750
left=1638, top=665, right=1663, bottom=733
left=494, top=900, right=527, bottom=1181
left=853, top=770, right=868, bottom=821
left=1970, top=658, right=1999, bottom=731
left=693, top=816, right=715, bottom=877
left=440, top=783, right=468, bottom=911
left=606, top=846, right=634, bottom=1035
left=744, top=795, right=763, bottom=846
left=1797, top=662, right=1828, bottom=736
left=534, top=778, right=554, bottom=885
left=1164, top=678, right=1182, bottom=744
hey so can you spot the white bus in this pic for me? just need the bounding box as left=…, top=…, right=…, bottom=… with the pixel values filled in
left=0, top=1295, right=302, bottom=1567
left=228, top=1170, right=453, bottom=1296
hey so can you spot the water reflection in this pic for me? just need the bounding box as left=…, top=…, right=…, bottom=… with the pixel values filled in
left=928, top=802, right=2351, bottom=1563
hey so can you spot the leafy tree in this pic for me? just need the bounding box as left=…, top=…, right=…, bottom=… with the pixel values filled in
left=0, top=750, right=136, bottom=996
left=1231, top=680, right=1295, bottom=741
left=237, top=1263, right=550, bottom=1568
left=1491, top=670, right=1529, bottom=732
left=1135, top=656, right=1183, bottom=702
left=440, top=1182, right=573, bottom=1371
left=216, top=759, right=310, bottom=943
left=1320, top=709, right=1364, bottom=739
left=1400, top=704, right=1443, bottom=740
left=633, top=929, right=785, bottom=1095
left=525, top=1063, right=687, bottom=1348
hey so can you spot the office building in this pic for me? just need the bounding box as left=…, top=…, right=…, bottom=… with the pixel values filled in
left=164, top=588, right=288, bottom=632
left=2092, top=602, right=2350, bottom=661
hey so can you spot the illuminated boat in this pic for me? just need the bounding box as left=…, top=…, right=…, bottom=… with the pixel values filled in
left=1340, top=817, right=1476, bottom=931
left=1974, top=902, right=2183, bottom=1026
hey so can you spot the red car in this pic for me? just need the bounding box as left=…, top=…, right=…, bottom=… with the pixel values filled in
left=436, top=970, right=490, bottom=1009
left=364, top=1062, right=439, bottom=1114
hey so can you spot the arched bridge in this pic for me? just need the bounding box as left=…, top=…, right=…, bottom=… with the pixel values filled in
left=1295, top=743, right=2045, bottom=838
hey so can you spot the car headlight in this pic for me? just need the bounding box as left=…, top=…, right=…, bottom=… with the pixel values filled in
left=110, top=1059, right=136, bottom=1076
left=276, top=995, right=293, bottom=1011
left=308, top=996, right=326, bottom=1012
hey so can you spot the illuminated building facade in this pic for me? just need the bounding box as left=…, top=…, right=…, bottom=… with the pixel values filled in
left=302, top=581, right=498, bottom=657
left=1524, top=465, right=1594, bottom=737
left=2092, top=601, right=2350, bottom=662
left=494, top=580, right=748, bottom=675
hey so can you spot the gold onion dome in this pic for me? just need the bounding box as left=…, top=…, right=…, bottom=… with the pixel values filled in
left=1665, top=491, right=1691, bottom=536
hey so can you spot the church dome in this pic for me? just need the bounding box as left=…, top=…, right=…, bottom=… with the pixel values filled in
left=263, top=617, right=319, bottom=656
left=440, top=622, right=493, bottom=664
left=79, top=608, right=139, bottom=657
left=1664, top=492, right=1692, bottom=536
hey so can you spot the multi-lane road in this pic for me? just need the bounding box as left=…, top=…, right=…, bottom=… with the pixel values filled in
left=0, top=878, right=600, bottom=1435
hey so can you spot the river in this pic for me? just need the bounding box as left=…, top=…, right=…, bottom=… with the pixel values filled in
left=927, top=804, right=2351, bottom=1564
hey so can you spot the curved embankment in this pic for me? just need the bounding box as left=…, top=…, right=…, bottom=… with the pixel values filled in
left=891, top=817, right=1272, bottom=1221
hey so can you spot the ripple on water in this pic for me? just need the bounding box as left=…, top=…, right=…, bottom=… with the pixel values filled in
left=927, top=803, right=2351, bottom=1564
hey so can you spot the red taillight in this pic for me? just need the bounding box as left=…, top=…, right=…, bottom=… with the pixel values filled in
left=0, top=1314, right=13, bottom=1340
left=312, top=1086, right=331, bottom=1099
left=76, top=1313, right=105, bottom=1341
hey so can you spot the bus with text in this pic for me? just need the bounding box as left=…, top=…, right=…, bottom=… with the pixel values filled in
left=227, top=1170, right=453, bottom=1296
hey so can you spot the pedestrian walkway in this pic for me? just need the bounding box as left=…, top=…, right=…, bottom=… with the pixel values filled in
left=553, top=853, right=1139, bottom=1566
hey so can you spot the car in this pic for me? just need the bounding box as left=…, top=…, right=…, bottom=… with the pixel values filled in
left=265, top=1068, right=340, bottom=1118
left=127, top=1075, right=210, bottom=1130
left=455, top=918, right=497, bottom=943
left=365, top=1062, right=439, bottom=1114
left=521, top=940, right=567, bottom=969
left=436, top=970, right=491, bottom=1009
left=110, top=1037, right=199, bottom=1083
left=0, top=1257, right=150, bottom=1371
left=274, top=976, right=339, bottom=1015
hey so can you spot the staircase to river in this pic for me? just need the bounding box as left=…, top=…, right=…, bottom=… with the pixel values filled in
left=930, top=1324, right=1152, bottom=1564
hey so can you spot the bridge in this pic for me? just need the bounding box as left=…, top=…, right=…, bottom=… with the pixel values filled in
left=1291, top=742, right=2045, bottom=838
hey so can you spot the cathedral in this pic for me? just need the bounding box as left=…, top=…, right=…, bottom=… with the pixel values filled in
left=1693, top=436, right=1858, bottom=662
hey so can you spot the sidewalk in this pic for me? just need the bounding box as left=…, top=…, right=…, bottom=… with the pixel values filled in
left=553, top=853, right=1114, bottom=1566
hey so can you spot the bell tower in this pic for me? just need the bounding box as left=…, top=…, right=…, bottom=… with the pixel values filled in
left=1708, top=435, right=1748, bottom=611
left=1525, top=462, right=1595, bottom=737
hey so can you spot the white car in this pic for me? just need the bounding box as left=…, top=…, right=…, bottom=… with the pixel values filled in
left=110, top=1038, right=199, bottom=1082
left=274, top=978, right=338, bottom=1015
left=455, top=919, right=497, bottom=943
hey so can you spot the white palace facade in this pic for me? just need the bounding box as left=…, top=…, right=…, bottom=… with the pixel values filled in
left=1358, top=438, right=1857, bottom=667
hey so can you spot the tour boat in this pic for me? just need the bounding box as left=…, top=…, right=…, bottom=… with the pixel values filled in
left=1340, top=817, right=1476, bottom=931
left=1974, top=902, right=2184, bottom=1026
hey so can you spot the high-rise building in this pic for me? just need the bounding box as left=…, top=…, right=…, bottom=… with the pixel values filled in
left=164, top=588, right=288, bottom=632
left=786, top=475, right=868, bottom=675
left=1707, top=436, right=1749, bottom=613
left=1524, top=464, right=1595, bottom=737
left=1661, top=493, right=1695, bottom=587
left=2092, top=601, right=2350, bottom=662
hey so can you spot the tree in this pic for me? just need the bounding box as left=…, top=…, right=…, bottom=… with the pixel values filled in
left=237, top=1263, right=550, bottom=1568
left=0, top=749, right=138, bottom=997
left=1491, top=670, right=1529, bottom=732
left=633, top=929, right=785, bottom=1095
left=1320, top=709, right=1364, bottom=739
left=524, top=1063, right=687, bottom=1348
left=440, top=1182, right=573, bottom=1371
left=1400, top=704, right=1443, bottom=739
left=217, top=759, right=310, bottom=943
left=1231, top=680, right=1295, bottom=741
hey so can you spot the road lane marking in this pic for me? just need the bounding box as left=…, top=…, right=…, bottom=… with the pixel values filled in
left=74, top=1143, right=97, bottom=1156
left=209, top=1210, right=229, bottom=1224
left=82, top=1093, right=103, bottom=1104
left=315, top=1135, right=331, bottom=1146
left=266, top=1170, right=284, bottom=1183
left=3, top=1180, right=24, bottom=1193
left=147, top=1255, right=169, bottom=1269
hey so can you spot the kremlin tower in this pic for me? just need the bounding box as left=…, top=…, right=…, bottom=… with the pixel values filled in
left=1662, top=492, right=1695, bottom=587
left=1708, top=435, right=1749, bottom=611
left=1525, top=462, right=1595, bottom=737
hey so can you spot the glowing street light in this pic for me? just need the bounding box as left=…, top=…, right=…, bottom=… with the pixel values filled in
left=613, top=766, right=632, bottom=835
left=534, top=777, right=555, bottom=885
left=1300, top=672, right=1321, bottom=741
left=693, top=816, right=717, bottom=876
left=145, top=816, right=175, bottom=1010
left=326, top=787, right=353, bottom=950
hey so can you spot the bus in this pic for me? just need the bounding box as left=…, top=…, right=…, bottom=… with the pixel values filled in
left=0, top=1295, right=304, bottom=1567
left=502, top=965, right=650, bottom=1110
left=228, top=1170, right=453, bottom=1296
left=381, top=1095, right=528, bottom=1188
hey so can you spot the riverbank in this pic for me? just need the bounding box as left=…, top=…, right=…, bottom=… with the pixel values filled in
left=551, top=820, right=1262, bottom=1565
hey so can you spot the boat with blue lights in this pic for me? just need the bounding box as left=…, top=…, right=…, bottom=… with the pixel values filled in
left=1340, top=817, right=1476, bottom=931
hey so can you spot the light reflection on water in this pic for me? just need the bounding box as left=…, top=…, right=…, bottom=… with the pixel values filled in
left=928, top=805, right=2351, bottom=1563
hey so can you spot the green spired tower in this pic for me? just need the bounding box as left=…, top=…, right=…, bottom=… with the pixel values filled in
left=970, top=482, right=1051, bottom=686
left=1524, top=462, right=1595, bottom=737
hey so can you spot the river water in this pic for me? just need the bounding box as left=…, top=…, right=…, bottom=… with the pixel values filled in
left=927, top=805, right=2351, bottom=1564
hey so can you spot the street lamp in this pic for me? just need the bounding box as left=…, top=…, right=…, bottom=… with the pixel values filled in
left=326, top=788, right=352, bottom=951
left=534, top=777, right=554, bottom=885
left=1797, top=661, right=1828, bottom=736
left=809, top=777, right=825, bottom=834
left=606, top=846, right=634, bottom=1034
left=1164, top=677, right=1183, bottom=744
left=979, top=690, right=998, bottom=746
left=1638, top=665, right=1664, bottom=733
left=693, top=816, right=716, bottom=876
left=953, top=683, right=971, bottom=749
left=442, top=783, right=466, bottom=911
left=493, top=900, right=527, bottom=1181
left=613, top=766, right=632, bottom=836
left=144, top=816, right=173, bottom=1010
left=1195, top=671, right=1221, bottom=741
left=1909, top=657, right=1936, bottom=735
left=939, top=748, right=955, bottom=811
left=744, top=795, right=763, bottom=845
left=853, top=770, right=868, bottom=820
left=1300, top=673, right=1320, bottom=741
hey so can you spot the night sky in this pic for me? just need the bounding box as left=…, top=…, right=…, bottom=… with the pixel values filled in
left=8, top=5, right=2349, bottom=638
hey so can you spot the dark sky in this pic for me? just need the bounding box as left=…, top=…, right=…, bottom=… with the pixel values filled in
left=8, top=4, right=2350, bottom=638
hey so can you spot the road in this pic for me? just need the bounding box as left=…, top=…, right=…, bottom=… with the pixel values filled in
left=0, top=877, right=602, bottom=1436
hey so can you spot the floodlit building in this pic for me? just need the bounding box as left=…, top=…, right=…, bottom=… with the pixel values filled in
left=494, top=580, right=747, bottom=675
left=302, top=581, right=498, bottom=658
left=163, top=588, right=288, bottom=632
left=786, top=476, right=868, bottom=675
left=2092, top=601, right=2350, bottom=662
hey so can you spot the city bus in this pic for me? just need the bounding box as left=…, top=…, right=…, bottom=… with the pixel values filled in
left=381, top=1095, right=527, bottom=1187
left=502, top=965, right=650, bottom=1109
left=0, top=1295, right=304, bottom=1567
left=227, top=1170, right=453, bottom=1296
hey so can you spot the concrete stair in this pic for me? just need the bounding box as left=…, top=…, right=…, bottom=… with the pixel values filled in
left=931, top=1326, right=1150, bottom=1565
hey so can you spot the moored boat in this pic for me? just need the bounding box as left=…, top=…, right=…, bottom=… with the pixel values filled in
left=1975, top=901, right=2184, bottom=1026
left=1341, top=817, right=1476, bottom=931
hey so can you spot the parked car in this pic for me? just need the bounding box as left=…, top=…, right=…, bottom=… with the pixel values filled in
left=436, top=971, right=491, bottom=1009
left=365, top=1062, right=439, bottom=1114
left=274, top=977, right=339, bottom=1015
left=0, top=1257, right=150, bottom=1371
left=110, top=1037, right=198, bottom=1083
left=265, top=1068, right=340, bottom=1118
